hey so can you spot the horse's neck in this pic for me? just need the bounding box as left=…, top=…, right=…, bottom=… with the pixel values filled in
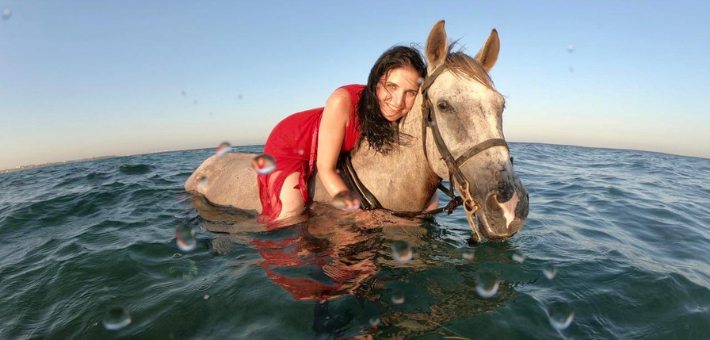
left=398, top=96, right=428, bottom=161
left=349, top=96, right=441, bottom=212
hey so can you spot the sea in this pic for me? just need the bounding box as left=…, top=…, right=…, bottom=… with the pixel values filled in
left=1, top=143, right=708, bottom=339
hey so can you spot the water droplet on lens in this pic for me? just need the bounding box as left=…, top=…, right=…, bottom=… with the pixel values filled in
left=548, top=302, right=574, bottom=330
left=215, top=141, right=232, bottom=157
left=196, top=175, right=207, bottom=189
left=512, top=252, right=525, bottom=263
left=252, top=154, right=276, bottom=175
left=369, top=317, right=381, bottom=327
left=203, top=294, right=210, bottom=300
left=332, top=191, right=361, bottom=211
left=543, top=264, right=557, bottom=279
left=175, top=224, right=197, bottom=252
left=391, top=294, right=405, bottom=304
left=475, top=271, right=499, bottom=298
left=103, top=307, right=131, bottom=331
left=2, top=8, right=11, bottom=21
left=391, top=241, right=413, bottom=263
left=462, top=248, right=475, bottom=260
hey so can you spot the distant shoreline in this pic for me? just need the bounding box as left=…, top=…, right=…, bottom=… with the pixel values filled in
left=0, top=144, right=264, bottom=174
left=0, top=155, right=118, bottom=174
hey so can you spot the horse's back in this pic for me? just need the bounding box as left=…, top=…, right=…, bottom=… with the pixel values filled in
left=184, top=152, right=261, bottom=213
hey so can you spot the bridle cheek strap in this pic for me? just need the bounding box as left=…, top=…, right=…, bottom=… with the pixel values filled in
left=420, top=65, right=509, bottom=243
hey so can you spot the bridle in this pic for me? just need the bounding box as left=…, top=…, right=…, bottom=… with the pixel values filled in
left=339, top=64, right=510, bottom=243
left=420, top=65, right=509, bottom=243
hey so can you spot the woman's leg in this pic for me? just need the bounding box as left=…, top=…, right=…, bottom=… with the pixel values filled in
left=277, top=171, right=306, bottom=219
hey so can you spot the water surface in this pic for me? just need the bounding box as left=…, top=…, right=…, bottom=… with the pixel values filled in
left=1, top=143, right=708, bottom=339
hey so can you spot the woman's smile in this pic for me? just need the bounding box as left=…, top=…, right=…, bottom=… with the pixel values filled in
left=376, top=67, right=421, bottom=122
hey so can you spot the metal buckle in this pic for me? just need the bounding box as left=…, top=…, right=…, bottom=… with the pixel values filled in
left=459, top=179, right=483, bottom=244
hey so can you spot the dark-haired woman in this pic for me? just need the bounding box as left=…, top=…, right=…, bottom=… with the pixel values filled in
left=258, top=45, right=435, bottom=222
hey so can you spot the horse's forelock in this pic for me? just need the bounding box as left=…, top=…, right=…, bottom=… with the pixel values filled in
left=445, top=52, right=498, bottom=94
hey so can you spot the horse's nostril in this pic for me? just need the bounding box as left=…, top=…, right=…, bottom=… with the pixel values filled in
left=497, top=182, right=514, bottom=203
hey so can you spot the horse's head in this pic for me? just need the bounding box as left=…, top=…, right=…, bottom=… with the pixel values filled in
left=422, top=21, right=529, bottom=242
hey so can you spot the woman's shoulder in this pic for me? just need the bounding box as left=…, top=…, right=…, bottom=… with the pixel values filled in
left=338, top=84, right=365, bottom=91
left=338, top=84, right=365, bottom=98
left=333, top=84, right=365, bottom=107
left=327, top=87, right=352, bottom=108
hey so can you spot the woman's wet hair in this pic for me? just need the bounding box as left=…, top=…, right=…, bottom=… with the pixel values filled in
left=357, top=45, right=427, bottom=154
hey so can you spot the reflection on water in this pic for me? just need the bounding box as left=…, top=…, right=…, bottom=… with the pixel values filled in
left=192, top=197, right=528, bottom=338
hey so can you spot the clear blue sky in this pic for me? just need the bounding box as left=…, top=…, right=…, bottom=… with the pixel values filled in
left=2, top=0, right=709, bottom=169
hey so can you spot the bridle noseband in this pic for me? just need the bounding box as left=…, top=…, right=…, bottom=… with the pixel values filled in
left=420, top=65, right=509, bottom=243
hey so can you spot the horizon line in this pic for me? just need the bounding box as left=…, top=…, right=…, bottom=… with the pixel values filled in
left=2, top=141, right=708, bottom=174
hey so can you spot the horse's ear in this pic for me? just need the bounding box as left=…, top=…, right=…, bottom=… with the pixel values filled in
left=474, top=29, right=500, bottom=72
left=426, top=20, right=448, bottom=72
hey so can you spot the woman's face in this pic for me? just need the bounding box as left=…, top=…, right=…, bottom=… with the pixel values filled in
left=376, top=67, right=421, bottom=122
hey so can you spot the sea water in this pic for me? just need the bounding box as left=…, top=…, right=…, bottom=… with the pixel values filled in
left=1, top=143, right=708, bottom=339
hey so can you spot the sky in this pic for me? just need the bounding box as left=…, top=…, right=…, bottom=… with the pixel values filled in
left=1, top=0, right=709, bottom=170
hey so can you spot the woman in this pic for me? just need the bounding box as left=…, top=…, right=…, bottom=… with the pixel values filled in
left=258, top=45, right=432, bottom=223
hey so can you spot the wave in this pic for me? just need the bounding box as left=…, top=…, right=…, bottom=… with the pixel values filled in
left=118, top=164, right=153, bottom=175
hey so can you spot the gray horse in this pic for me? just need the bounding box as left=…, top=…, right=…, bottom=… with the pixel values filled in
left=185, top=20, right=529, bottom=242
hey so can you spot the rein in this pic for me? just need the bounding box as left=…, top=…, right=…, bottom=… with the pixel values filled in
left=338, top=153, right=381, bottom=210
left=339, top=152, right=463, bottom=219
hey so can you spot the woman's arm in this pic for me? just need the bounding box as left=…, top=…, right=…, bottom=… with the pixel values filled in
left=316, top=88, right=352, bottom=197
left=425, top=192, right=439, bottom=212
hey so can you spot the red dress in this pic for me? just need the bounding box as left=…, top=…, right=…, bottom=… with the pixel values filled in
left=257, top=84, right=365, bottom=223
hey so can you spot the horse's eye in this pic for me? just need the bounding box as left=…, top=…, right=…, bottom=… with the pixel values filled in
left=437, top=101, right=450, bottom=112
